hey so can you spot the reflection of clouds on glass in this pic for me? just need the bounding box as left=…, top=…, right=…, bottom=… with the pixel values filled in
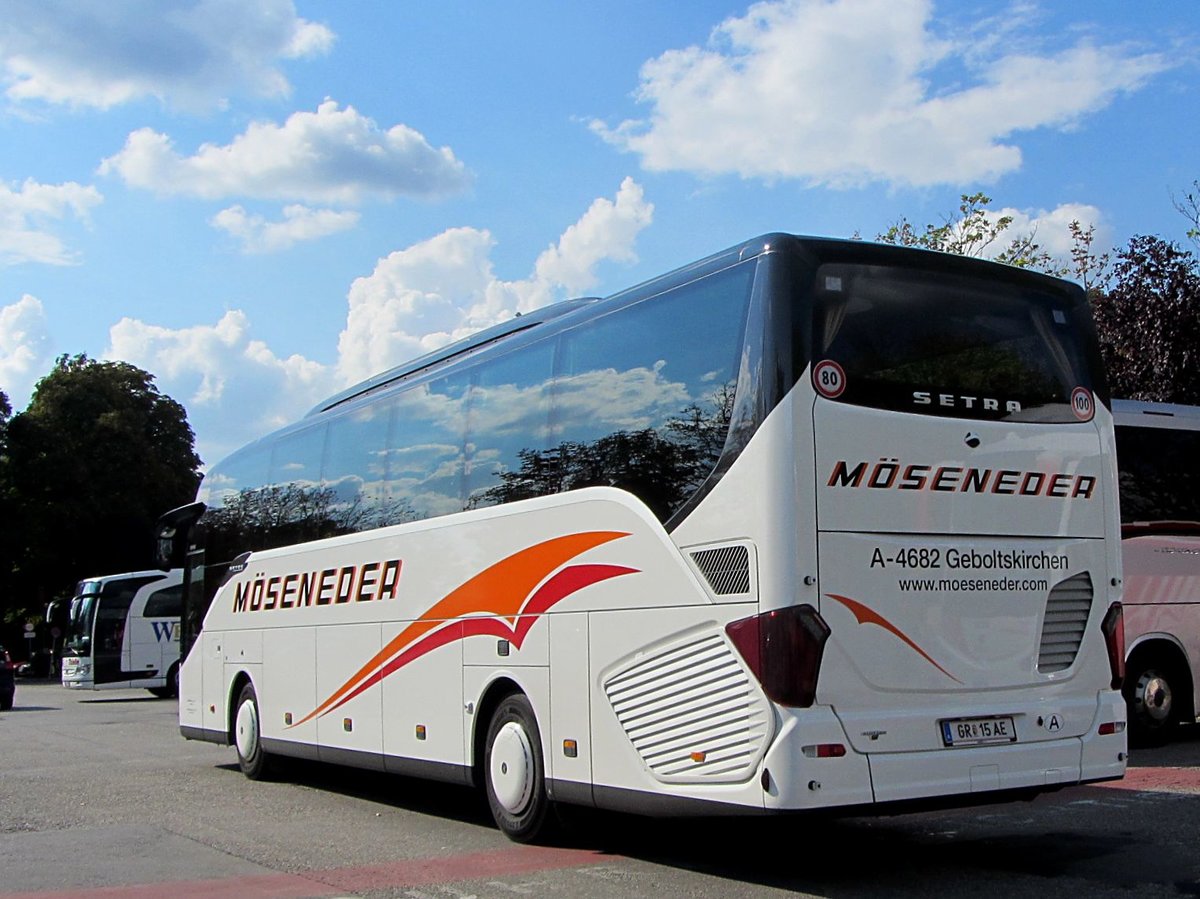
left=324, top=474, right=365, bottom=505
left=385, top=442, right=459, bottom=474
left=553, top=366, right=691, bottom=435
left=396, top=380, right=469, bottom=431
left=407, top=490, right=465, bottom=518
left=467, top=383, right=551, bottom=438
left=280, top=461, right=308, bottom=472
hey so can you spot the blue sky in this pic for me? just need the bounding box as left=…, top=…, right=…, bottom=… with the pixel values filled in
left=1, top=0, right=1196, bottom=468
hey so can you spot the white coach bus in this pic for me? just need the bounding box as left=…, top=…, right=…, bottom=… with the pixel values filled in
left=1113, top=399, right=1200, bottom=745
left=163, top=234, right=1127, bottom=841
left=60, top=569, right=184, bottom=697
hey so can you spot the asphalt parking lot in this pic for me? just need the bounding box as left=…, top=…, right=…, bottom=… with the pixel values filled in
left=2, top=680, right=1198, bottom=899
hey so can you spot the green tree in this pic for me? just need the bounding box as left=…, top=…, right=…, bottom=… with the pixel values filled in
left=1090, top=236, right=1200, bottom=404
left=876, top=193, right=1068, bottom=275
left=2, top=356, right=203, bottom=630
left=1171, top=179, right=1200, bottom=249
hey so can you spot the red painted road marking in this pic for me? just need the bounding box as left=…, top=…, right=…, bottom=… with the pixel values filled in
left=0, top=845, right=614, bottom=899
left=1091, top=766, right=1200, bottom=793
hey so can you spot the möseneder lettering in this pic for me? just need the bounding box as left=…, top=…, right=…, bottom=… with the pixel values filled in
left=233, top=559, right=403, bottom=613
left=827, top=459, right=1096, bottom=499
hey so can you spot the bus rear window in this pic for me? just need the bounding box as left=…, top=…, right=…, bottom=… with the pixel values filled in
left=813, top=262, right=1095, bottom=422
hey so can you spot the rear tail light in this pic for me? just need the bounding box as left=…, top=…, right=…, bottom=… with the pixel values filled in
left=1101, top=602, right=1124, bottom=690
left=726, top=604, right=831, bottom=707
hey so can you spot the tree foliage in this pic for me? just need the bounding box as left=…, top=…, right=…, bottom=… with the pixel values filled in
left=1171, top=179, right=1200, bottom=249
left=877, top=192, right=1068, bottom=275
left=1090, top=236, right=1200, bottom=404
left=876, top=189, right=1200, bottom=404
left=1, top=355, right=203, bottom=635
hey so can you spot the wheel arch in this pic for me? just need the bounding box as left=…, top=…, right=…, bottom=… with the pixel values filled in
left=471, top=675, right=526, bottom=786
left=1125, top=636, right=1196, bottom=722
left=226, top=669, right=255, bottom=742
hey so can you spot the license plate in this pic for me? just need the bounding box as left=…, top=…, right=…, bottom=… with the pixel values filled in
left=941, top=716, right=1017, bottom=747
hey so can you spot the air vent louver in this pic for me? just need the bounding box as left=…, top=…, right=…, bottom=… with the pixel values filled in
left=1038, top=572, right=1094, bottom=673
left=690, top=545, right=751, bottom=595
left=603, top=632, right=770, bottom=782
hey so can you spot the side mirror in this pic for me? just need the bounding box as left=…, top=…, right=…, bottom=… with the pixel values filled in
left=155, top=502, right=206, bottom=570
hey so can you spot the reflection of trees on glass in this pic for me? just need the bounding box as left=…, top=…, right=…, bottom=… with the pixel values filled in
left=205, top=482, right=416, bottom=561
left=873, top=341, right=1060, bottom=400
left=817, top=262, right=1088, bottom=419
left=473, top=383, right=735, bottom=521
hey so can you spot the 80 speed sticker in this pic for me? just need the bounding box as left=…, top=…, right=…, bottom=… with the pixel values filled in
left=813, top=359, right=846, bottom=398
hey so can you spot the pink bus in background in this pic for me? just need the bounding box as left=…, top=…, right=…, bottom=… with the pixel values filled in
left=1114, top=399, right=1200, bottom=745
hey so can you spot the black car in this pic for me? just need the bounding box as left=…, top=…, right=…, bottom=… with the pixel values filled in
left=0, top=645, right=15, bottom=711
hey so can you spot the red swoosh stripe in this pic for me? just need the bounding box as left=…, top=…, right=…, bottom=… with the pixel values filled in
left=825, top=592, right=962, bottom=684
left=324, top=564, right=637, bottom=715
left=291, top=534, right=635, bottom=725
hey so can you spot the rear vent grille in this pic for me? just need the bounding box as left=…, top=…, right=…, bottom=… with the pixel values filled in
left=603, top=631, right=770, bottom=782
left=690, top=545, right=751, bottom=595
left=1038, top=572, right=1094, bottom=673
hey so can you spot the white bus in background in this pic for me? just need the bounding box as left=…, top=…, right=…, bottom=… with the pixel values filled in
left=1113, top=399, right=1200, bottom=745
left=61, top=569, right=184, bottom=698
left=162, top=234, right=1127, bottom=843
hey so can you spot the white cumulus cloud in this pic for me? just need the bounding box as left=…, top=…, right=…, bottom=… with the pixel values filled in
left=212, top=204, right=360, bottom=253
left=336, top=177, right=654, bottom=383
left=106, top=310, right=337, bottom=465
left=106, top=179, right=654, bottom=466
left=990, top=202, right=1109, bottom=258
left=0, top=0, right=333, bottom=111
left=99, top=100, right=471, bottom=204
left=1, top=178, right=103, bottom=266
left=0, top=294, right=54, bottom=408
left=592, top=0, right=1170, bottom=188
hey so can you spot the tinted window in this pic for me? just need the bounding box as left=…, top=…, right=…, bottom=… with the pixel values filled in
left=389, top=371, right=472, bottom=520
left=269, top=424, right=328, bottom=543
left=143, top=584, right=183, bottom=618
left=199, top=441, right=273, bottom=565
left=1115, top=425, right=1200, bottom=523
left=465, top=340, right=555, bottom=509
left=547, top=263, right=753, bottom=521
left=323, top=401, right=401, bottom=534
left=814, top=263, right=1094, bottom=422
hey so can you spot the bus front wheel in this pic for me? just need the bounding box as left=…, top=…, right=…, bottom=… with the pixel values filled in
left=234, top=682, right=273, bottom=779
left=484, top=693, right=552, bottom=843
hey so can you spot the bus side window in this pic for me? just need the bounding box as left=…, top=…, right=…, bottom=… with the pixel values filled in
left=552, top=265, right=752, bottom=521
left=464, top=340, right=555, bottom=510
left=144, top=584, right=183, bottom=618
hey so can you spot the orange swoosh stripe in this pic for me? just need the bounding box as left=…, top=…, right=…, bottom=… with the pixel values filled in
left=294, top=531, right=630, bottom=725
left=825, top=593, right=962, bottom=684
left=320, top=563, right=638, bottom=716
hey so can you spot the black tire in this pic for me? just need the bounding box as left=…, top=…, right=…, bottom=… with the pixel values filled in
left=483, top=693, right=553, bottom=843
left=147, top=663, right=180, bottom=699
left=1124, top=658, right=1178, bottom=748
left=233, top=682, right=273, bottom=779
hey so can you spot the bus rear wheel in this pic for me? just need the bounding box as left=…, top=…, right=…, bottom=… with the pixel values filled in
left=1124, top=658, right=1178, bottom=747
left=484, top=693, right=552, bottom=843
left=148, top=662, right=179, bottom=699
left=234, top=682, right=273, bottom=779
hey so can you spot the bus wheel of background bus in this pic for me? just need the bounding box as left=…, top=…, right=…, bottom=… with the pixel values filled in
left=1124, top=656, right=1179, bottom=747
left=484, top=693, right=552, bottom=843
left=234, top=682, right=273, bottom=780
left=147, top=662, right=180, bottom=699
